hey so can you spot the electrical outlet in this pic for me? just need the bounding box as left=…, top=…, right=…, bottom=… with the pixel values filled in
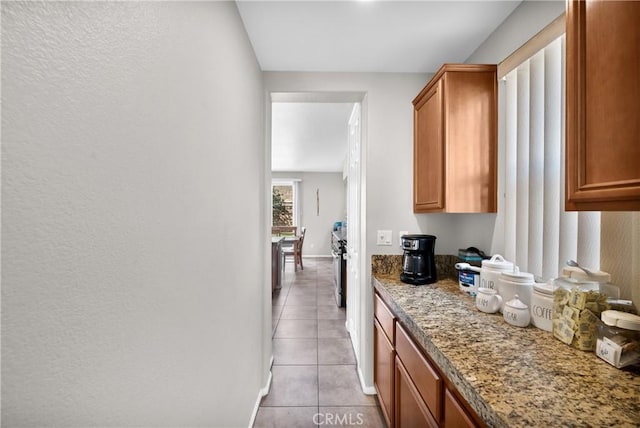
left=377, top=230, right=392, bottom=246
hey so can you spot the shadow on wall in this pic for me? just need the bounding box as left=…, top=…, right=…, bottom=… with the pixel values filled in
left=415, top=213, right=498, bottom=256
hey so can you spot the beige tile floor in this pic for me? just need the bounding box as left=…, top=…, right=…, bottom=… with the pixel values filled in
left=254, top=258, right=386, bottom=428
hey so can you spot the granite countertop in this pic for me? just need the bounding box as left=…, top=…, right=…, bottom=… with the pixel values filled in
left=372, top=256, right=640, bottom=427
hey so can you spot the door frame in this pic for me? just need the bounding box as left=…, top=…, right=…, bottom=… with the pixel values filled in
left=263, top=91, right=369, bottom=393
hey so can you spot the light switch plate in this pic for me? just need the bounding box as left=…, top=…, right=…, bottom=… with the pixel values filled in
left=377, top=230, right=392, bottom=246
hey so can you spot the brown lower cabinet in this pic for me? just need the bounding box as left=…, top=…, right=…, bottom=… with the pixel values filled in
left=395, top=356, right=438, bottom=428
left=444, top=389, right=476, bottom=428
left=374, top=292, right=481, bottom=428
left=374, top=319, right=395, bottom=427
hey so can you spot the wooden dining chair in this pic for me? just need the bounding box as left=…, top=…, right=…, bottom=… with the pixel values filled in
left=283, top=227, right=306, bottom=271
left=272, top=226, right=297, bottom=236
left=294, top=227, right=306, bottom=270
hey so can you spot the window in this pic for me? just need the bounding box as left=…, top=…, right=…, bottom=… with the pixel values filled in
left=272, top=179, right=301, bottom=227
left=272, top=184, right=294, bottom=226
left=496, top=26, right=600, bottom=279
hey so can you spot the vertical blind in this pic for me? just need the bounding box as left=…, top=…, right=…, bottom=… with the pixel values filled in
left=501, top=35, right=600, bottom=280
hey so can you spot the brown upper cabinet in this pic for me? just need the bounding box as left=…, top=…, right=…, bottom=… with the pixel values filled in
left=566, top=0, right=640, bottom=211
left=412, top=64, right=497, bottom=213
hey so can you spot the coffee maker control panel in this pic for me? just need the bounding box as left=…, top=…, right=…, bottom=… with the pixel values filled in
left=402, top=239, right=420, bottom=251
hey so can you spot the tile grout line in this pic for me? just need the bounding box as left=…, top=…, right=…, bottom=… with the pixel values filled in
left=259, top=260, right=382, bottom=426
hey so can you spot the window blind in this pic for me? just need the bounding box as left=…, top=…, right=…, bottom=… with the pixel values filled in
left=501, top=35, right=600, bottom=279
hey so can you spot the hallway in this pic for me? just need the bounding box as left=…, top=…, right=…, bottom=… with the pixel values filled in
left=254, top=258, right=385, bottom=427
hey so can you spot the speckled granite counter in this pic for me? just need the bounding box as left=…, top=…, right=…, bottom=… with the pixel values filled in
left=372, top=256, right=640, bottom=427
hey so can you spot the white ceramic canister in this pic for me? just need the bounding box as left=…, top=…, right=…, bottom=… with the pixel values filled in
left=530, top=281, right=556, bottom=332
left=476, top=288, right=503, bottom=314
left=480, top=254, right=514, bottom=291
left=503, top=294, right=530, bottom=327
left=498, top=270, right=534, bottom=313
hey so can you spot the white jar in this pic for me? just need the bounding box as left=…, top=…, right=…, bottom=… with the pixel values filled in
left=503, top=294, right=530, bottom=328
left=530, top=281, right=555, bottom=332
left=476, top=288, right=503, bottom=314
left=498, top=270, right=534, bottom=313
left=480, top=254, right=514, bottom=291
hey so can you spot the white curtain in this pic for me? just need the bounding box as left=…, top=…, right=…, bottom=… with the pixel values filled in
left=501, top=35, right=600, bottom=279
left=293, top=180, right=301, bottom=228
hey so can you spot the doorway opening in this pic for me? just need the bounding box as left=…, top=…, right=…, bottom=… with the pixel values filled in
left=265, top=91, right=368, bottom=394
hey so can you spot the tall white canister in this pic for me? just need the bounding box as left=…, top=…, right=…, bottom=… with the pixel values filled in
left=530, top=281, right=556, bottom=332
left=479, top=255, right=514, bottom=291
left=498, top=270, right=534, bottom=313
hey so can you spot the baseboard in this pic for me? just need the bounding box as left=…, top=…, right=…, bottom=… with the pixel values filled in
left=348, top=326, right=375, bottom=395
left=248, top=356, right=274, bottom=428
left=346, top=322, right=361, bottom=368
left=357, top=364, right=377, bottom=395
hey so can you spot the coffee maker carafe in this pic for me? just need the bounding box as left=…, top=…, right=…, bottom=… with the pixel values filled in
left=400, top=235, right=437, bottom=285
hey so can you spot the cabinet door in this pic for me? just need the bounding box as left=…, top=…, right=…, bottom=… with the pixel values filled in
left=395, top=323, right=442, bottom=423
left=444, top=70, right=497, bottom=213
left=414, top=80, right=444, bottom=213
left=395, top=356, right=438, bottom=428
left=444, top=388, right=477, bottom=428
left=566, top=0, right=640, bottom=210
left=374, top=319, right=395, bottom=428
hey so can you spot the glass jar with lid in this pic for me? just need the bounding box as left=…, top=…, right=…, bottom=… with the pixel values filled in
left=596, top=310, right=640, bottom=369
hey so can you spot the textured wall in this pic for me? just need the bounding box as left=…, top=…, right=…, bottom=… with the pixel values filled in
left=601, top=213, right=640, bottom=306
left=466, top=0, right=566, bottom=65
left=2, top=2, right=266, bottom=426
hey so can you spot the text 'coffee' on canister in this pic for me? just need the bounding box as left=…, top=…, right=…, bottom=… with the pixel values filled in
left=530, top=281, right=556, bottom=332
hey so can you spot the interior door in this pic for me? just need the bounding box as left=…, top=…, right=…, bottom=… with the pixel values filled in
left=346, top=103, right=361, bottom=356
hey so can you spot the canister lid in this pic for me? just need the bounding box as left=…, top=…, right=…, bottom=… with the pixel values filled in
left=533, top=281, right=556, bottom=295
left=481, top=254, right=514, bottom=271
left=601, top=310, right=640, bottom=331
left=560, top=266, right=611, bottom=283
left=505, top=294, right=528, bottom=309
left=500, top=271, right=534, bottom=283
left=553, top=276, right=600, bottom=289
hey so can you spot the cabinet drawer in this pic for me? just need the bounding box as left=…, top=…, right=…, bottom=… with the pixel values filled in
left=444, top=388, right=477, bottom=428
left=395, top=356, right=438, bottom=428
left=374, top=319, right=395, bottom=428
left=395, top=322, right=442, bottom=423
left=374, top=293, right=396, bottom=344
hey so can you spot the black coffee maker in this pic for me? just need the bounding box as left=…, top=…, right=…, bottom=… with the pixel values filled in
left=400, top=234, right=437, bottom=285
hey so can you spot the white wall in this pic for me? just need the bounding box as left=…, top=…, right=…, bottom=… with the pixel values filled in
left=600, top=214, right=640, bottom=307
left=272, top=172, right=345, bottom=256
left=2, top=2, right=267, bottom=426
left=466, top=0, right=566, bottom=64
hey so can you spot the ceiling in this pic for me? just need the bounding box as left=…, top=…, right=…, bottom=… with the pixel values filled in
left=271, top=102, right=354, bottom=172
left=236, top=0, right=522, bottom=172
